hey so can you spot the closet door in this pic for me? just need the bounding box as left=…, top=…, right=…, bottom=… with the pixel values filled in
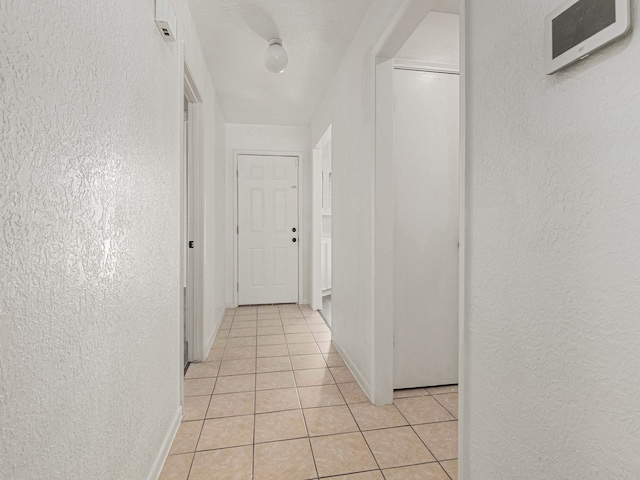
left=393, top=68, right=460, bottom=388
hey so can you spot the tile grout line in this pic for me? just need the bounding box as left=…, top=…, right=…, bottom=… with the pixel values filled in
left=321, top=330, right=385, bottom=479
left=180, top=305, right=457, bottom=480
left=392, top=388, right=458, bottom=480
left=183, top=310, right=231, bottom=479
left=250, top=309, right=258, bottom=480
left=283, top=305, right=320, bottom=479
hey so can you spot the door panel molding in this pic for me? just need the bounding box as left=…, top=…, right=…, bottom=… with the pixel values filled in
left=233, top=150, right=304, bottom=306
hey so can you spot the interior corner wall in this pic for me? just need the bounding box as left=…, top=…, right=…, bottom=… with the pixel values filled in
left=465, top=1, right=640, bottom=478
left=225, top=124, right=312, bottom=306
left=0, top=0, right=222, bottom=478
left=309, top=0, right=406, bottom=400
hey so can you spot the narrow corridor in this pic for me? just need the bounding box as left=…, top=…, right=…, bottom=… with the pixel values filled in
left=160, top=304, right=458, bottom=479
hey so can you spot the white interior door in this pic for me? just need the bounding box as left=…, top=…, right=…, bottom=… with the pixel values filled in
left=238, top=155, right=299, bottom=305
left=393, top=68, right=460, bottom=389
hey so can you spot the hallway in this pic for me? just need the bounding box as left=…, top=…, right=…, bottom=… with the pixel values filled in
left=160, top=305, right=458, bottom=479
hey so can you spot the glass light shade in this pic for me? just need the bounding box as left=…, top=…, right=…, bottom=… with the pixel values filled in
left=265, top=39, right=288, bottom=73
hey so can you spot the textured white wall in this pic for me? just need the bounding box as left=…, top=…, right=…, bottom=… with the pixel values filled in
left=464, top=1, right=640, bottom=478
left=310, top=0, right=406, bottom=399
left=0, top=0, right=224, bottom=478
left=225, top=123, right=312, bottom=306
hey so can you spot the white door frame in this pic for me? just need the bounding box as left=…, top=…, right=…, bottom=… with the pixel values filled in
left=311, top=126, right=332, bottom=311
left=183, top=60, right=205, bottom=363
left=372, top=1, right=466, bottom=474
left=459, top=2, right=467, bottom=477
left=179, top=47, right=206, bottom=415
left=233, top=150, right=304, bottom=307
left=372, top=0, right=437, bottom=407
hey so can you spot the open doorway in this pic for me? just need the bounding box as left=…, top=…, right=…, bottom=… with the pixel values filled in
left=392, top=10, right=460, bottom=390
left=182, top=94, right=190, bottom=373
left=312, top=126, right=332, bottom=326
left=373, top=0, right=461, bottom=402
left=181, top=57, right=205, bottom=389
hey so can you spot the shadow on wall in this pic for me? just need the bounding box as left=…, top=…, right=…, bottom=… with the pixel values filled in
left=242, top=6, right=280, bottom=41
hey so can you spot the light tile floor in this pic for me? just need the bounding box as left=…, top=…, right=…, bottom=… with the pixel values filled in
left=160, top=304, right=458, bottom=480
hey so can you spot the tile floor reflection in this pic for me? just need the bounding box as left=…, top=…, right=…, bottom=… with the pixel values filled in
left=160, top=304, right=458, bottom=480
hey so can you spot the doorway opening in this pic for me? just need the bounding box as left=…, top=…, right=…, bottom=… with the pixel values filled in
left=181, top=57, right=205, bottom=392
left=312, top=126, right=332, bottom=325
left=373, top=0, right=462, bottom=403
left=182, top=94, right=190, bottom=373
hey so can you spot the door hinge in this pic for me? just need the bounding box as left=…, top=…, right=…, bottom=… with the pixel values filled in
left=237, top=282, right=239, bottom=291
left=189, top=240, right=194, bottom=249
left=236, top=169, right=238, bottom=177
left=237, top=226, right=239, bottom=234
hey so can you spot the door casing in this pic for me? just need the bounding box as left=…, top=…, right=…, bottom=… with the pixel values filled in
left=182, top=59, right=204, bottom=364
left=311, top=126, right=332, bottom=311
left=233, top=150, right=305, bottom=307
left=373, top=0, right=467, bottom=476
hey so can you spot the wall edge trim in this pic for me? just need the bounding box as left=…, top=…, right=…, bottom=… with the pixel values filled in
left=332, top=337, right=373, bottom=403
left=146, top=405, right=182, bottom=480
left=204, top=307, right=227, bottom=358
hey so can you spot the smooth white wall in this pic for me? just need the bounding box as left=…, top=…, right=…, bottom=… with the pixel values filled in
left=0, top=1, right=224, bottom=478
left=225, top=124, right=311, bottom=305
left=396, top=11, right=460, bottom=64
left=310, top=0, right=407, bottom=399
left=465, top=1, right=640, bottom=478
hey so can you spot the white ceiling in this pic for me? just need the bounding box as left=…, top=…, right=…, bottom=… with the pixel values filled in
left=187, top=0, right=374, bottom=126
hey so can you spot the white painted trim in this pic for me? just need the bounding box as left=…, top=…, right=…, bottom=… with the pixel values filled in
left=183, top=60, right=203, bottom=103
left=331, top=337, right=373, bottom=402
left=183, top=58, right=206, bottom=362
left=372, top=0, right=464, bottom=408
left=204, top=307, right=227, bottom=359
left=311, top=126, right=332, bottom=312
left=147, top=405, right=182, bottom=480
left=373, top=0, right=443, bottom=408
left=233, top=150, right=305, bottom=306
left=177, top=41, right=186, bottom=417
left=373, top=56, right=395, bottom=406
left=459, top=1, right=467, bottom=477
left=393, top=59, right=460, bottom=74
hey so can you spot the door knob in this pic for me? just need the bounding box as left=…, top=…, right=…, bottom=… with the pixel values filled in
left=292, top=227, right=297, bottom=232
left=292, top=238, right=297, bottom=243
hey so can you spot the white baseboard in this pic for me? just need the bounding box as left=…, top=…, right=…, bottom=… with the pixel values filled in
left=146, top=405, right=182, bottom=480
left=204, top=308, right=226, bottom=359
left=331, top=338, right=374, bottom=404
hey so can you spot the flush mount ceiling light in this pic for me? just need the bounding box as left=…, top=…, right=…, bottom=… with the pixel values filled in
left=265, top=38, right=288, bottom=73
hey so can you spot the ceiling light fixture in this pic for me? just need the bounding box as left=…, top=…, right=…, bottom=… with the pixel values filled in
left=264, top=38, right=288, bottom=73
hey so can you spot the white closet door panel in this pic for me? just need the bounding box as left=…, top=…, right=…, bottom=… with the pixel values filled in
left=393, top=69, right=460, bottom=388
